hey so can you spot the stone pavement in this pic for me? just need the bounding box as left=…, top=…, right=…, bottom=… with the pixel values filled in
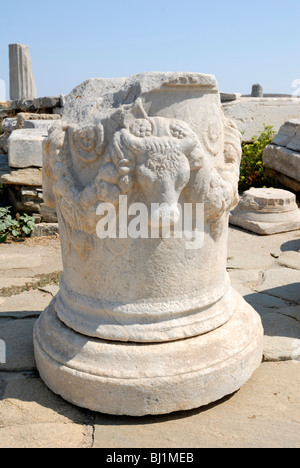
left=0, top=227, right=299, bottom=448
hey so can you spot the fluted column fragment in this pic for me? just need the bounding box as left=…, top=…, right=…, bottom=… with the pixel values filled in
left=9, top=44, right=37, bottom=100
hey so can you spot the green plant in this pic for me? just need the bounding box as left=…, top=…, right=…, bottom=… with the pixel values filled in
left=0, top=207, right=35, bottom=243
left=239, top=125, right=277, bottom=191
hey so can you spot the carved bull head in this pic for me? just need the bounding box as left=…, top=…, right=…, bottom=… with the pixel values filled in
left=115, top=118, right=200, bottom=227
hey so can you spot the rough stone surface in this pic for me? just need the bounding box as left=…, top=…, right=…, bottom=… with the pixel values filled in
left=31, top=223, right=59, bottom=237
left=277, top=251, right=300, bottom=270
left=263, top=145, right=300, bottom=182
left=263, top=119, right=300, bottom=188
left=2, top=118, right=17, bottom=133
left=24, top=120, right=57, bottom=130
left=0, top=377, right=91, bottom=448
left=16, top=113, right=61, bottom=130
left=0, top=423, right=89, bottom=449
left=0, top=252, right=42, bottom=270
left=0, top=378, right=88, bottom=425
left=265, top=168, right=300, bottom=192
left=262, top=309, right=300, bottom=362
left=33, top=97, right=61, bottom=109
left=0, top=132, right=10, bottom=154
left=0, top=290, right=55, bottom=317
left=10, top=99, right=35, bottom=111
left=272, top=119, right=300, bottom=147
left=9, top=44, right=37, bottom=101
left=230, top=188, right=300, bottom=234
left=257, top=268, right=300, bottom=304
left=0, top=318, right=36, bottom=371
left=223, top=97, right=300, bottom=142
left=0, top=167, right=42, bottom=186
left=8, top=129, right=48, bottom=168
left=220, top=92, right=241, bottom=102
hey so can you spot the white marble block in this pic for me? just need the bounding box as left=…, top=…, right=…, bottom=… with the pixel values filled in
left=8, top=129, right=48, bottom=168
left=23, top=120, right=56, bottom=130
left=263, top=120, right=300, bottom=188
left=34, top=72, right=263, bottom=416
left=230, top=188, right=300, bottom=235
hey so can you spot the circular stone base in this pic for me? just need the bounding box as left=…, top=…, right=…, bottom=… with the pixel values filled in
left=33, top=290, right=263, bottom=416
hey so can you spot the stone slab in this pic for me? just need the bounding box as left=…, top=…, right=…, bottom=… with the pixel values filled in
left=8, top=129, right=47, bottom=168
left=272, top=119, right=300, bottom=147
left=0, top=378, right=88, bottom=426
left=265, top=168, right=300, bottom=192
left=33, top=97, right=61, bottom=109
left=262, top=310, right=300, bottom=362
left=0, top=318, right=36, bottom=371
left=40, top=203, right=57, bottom=223
left=277, top=251, right=300, bottom=270
left=0, top=253, right=42, bottom=270
left=258, top=268, right=300, bottom=304
left=229, top=213, right=300, bottom=235
left=93, top=362, right=300, bottom=448
left=16, top=113, right=61, bottom=130
left=286, top=125, right=300, bottom=152
left=0, top=277, right=35, bottom=289
left=263, top=144, right=300, bottom=182
left=0, top=290, right=53, bottom=316
left=24, top=120, right=56, bottom=130
left=0, top=423, right=88, bottom=449
left=11, top=99, right=35, bottom=111
left=220, top=92, right=241, bottom=102
left=243, top=291, right=289, bottom=311
left=223, top=97, right=300, bottom=142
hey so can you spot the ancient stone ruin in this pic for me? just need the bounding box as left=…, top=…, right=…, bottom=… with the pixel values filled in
left=9, top=44, right=37, bottom=101
left=263, top=119, right=300, bottom=192
left=33, top=72, right=263, bottom=416
left=230, top=188, right=300, bottom=235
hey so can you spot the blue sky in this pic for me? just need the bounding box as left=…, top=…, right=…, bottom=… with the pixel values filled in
left=0, top=0, right=299, bottom=99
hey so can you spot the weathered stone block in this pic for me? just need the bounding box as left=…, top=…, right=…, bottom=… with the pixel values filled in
left=286, top=124, right=300, bottom=152
left=223, top=98, right=300, bottom=142
left=11, top=99, right=35, bottom=111
left=8, top=129, right=48, bottom=168
left=263, top=144, right=300, bottom=182
left=16, top=113, right=61, bottom=130
left=2, top=118, right=17, bottom=133
left=272, top=119, right=300, bottom=147
left=0, top=167, right=42, bottom=186
left=33, top=96, right=61, bottom=109
left=24, top=120, right=56, bottom=130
